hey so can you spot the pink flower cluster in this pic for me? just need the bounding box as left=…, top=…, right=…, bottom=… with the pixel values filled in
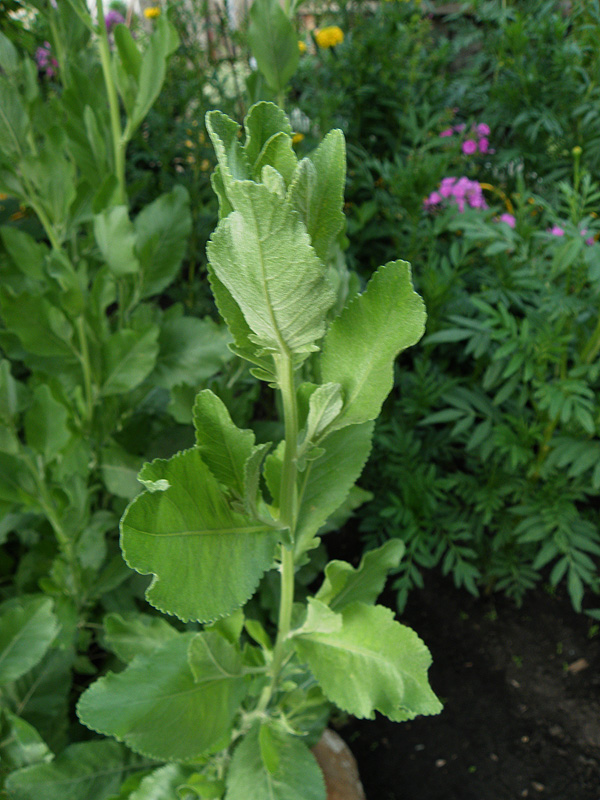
left=35, top=42, right=58, bottom=79
left=440, top=122, right=491, bottom=155
left=548, top=225, right=595, bottom=245
left=424, top=176, right=488, bottom=213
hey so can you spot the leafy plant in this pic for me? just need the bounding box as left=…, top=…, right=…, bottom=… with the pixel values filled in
left=360, top=158, right=600, bottom=615
left=71, top=102, right=441, bottom=799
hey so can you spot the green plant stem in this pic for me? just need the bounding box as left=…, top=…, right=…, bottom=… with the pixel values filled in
left=76, top=316, right=94, bottom=425
left=269, top=352, right=299, bottom=695
left=96, top=0, right=127, bottom=204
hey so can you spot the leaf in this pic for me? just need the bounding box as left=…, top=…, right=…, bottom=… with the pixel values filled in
left=5, top=739, right=125, bottom=800
left=127, top=16, right=179, bottom=136
left=320, top=261, right=426, bottom=430
left=103, top=611, right=179, bottom=663
left=301, top=382, right=344, bottom=446
left=315, top=539, right=405, bottom=610
left=23, top=385, right=71, bottom=462
left=0, top=289, right=74, bottom=358
left=225, top=722, right=326, bottom=800
left=0, top=596, right=58, bottom=685
left=152, top=315, right=231, bottom=389
left=294, top=602, right=442, bottom=721
left=10, top=646, right=74, bottom=753
left=101, top=326, right=160, bottom=396
left=193, top=390, right=256, bottom=498
left=0, top=79, right=28, bottom=159
left=134, top=186, right=192, bottom=299
left=100, top=443, right=144, bottom=499
left=77, top=634, right=247, bottom=761
left=294, top=421, right=374, bottom=555
left=243, top=103, right=293, bottom=171
left=207, top=180, right=335, bottom=357
left=0, top=226, right=47, bottom=281
left=0, top=710, right=52, bottom=773
left=287, top=130, right=346, bottom=263
left=247, top=0, right=300, bottom=95
left=127, top=764, right=188, bottom=800
left=94, top=206, right=140, bottom=276
left=120, top=448, right=278, bottom=622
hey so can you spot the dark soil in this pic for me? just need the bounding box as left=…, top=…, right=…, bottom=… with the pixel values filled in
left=339, top=571, right=600, bottom=800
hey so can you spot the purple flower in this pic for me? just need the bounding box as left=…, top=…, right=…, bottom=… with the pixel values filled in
left=478, top=137, right=489, bottom=154
left=462, top=139, right=478, bottom=155
left=454, top=123, right=466, bottom=133
left=440, top=128, right=454, bottom=138
left=549, top=226, right=565, bottom=237
left=105, top=9, right=125, bottom=30
left=424, top=176, right=487, bottom=214
left=35, top=42, right=58, bottom=78
left=498, top=213, right=516, bottom=228
left=476, top=123, right=490, bottom=137
left=580, top=228, right=595, bottom=246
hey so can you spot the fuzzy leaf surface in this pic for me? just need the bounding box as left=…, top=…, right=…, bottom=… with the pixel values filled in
left=320, top=260, right=426, bottom=429
left=225, top=722, right=325, bottom=800
left=120, top=448, right=277, bottom=622
left=77, top=634, right=246, bottom=761
left=294, top=602, right=442, bottom=721
left=287, top=130, right=345, bottom=263
left=207, top=181, right=335, bottom=356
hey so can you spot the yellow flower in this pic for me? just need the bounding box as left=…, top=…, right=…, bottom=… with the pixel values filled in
left=292, top=132, right=304, bottom=145
left=298, top=40, right=307, bottom=54
left=200, top=159, right=211, bottom=172
left=314, top=26, right=344, bottom=49
left=185, top=139, right=194, bottom=148
left=572, top=145, right=582, bottom=156
left=144, top=6, right=161, bottom=19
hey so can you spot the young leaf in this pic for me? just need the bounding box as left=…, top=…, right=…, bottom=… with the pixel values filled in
left=207, top=181, right=335, bottom=357
left=243, top=102, right=293, bottom=170
left=77, top=634, right=247, bottom=761
left=287, top=130, right=346, bottom=263
left=193, top=389, right=256, bottom=498
left=320, top=260, right=426, bottom=430
left=294, top=602, right=442, bottom=721
left=225, top=722, right=326, bottom=800
left=315, top=539, right=405, bottom=610
left=120, top=448, right=278, bottom=622
left=0, top=597, right=58, bottom=685
left=5, top=739, right=125, bottom=800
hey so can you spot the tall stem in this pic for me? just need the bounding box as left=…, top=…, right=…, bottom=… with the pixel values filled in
left=96, top=0, right=127, bottom=204
left=270, top=352, right=299, bottom=686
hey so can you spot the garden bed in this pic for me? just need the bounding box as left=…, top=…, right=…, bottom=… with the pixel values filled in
left=342, top=571, right=600, bottom=800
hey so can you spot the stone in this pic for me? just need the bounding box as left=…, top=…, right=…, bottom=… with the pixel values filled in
left=312, top=728, right=366, bottom=800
